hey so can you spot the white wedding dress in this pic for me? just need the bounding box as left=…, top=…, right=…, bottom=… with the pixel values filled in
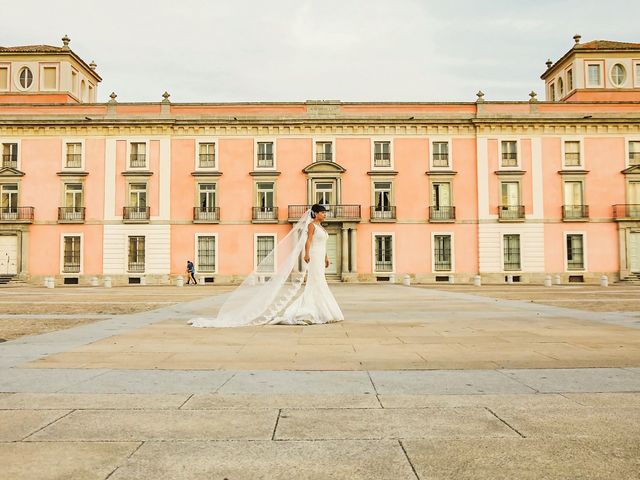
left=189, top=213, right=343, bottom=328
left=270, top=223, right=344, bottom=325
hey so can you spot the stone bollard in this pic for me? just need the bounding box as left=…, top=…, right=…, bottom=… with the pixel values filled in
left=140, top=276, right=146, bottom=286
left=554, top=274, right=561, bottom=285
left=600, top=275, right=608, bottom=287
left=90, top=276, right=99, bottom=287
left=402, top=274, right=411, bottom=286
left=45, top=277, right=54, bottom=288
left=506, top=275, right=513, bottom=284
left=473, top=275, right=481, bottom=287
left=448, top=275, right=455, bottom=284
left=104, top=276, right=112, bottom=288
left=176, top=275, right=184, bottom=287
left=544, top=275, right=552, bottom=287
left=43, top=277, right=49, bottom=287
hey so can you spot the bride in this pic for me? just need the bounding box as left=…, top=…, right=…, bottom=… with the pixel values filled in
left=189, top=204, right=344, bottom=327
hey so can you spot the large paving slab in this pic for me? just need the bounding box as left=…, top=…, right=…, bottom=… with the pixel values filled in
left=0, top=392, right=189, bottom=410
left=502, top=367, right=640, bottom=392
left=218, top=371, right=375, bottom=394
left=182, top=393, right=381, bottom=410
left=108, top=440, right=418, bottom=480
left=0, top=410, right=70, bottom=441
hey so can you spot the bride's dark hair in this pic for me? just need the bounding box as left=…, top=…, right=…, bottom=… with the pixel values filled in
left=310, top=203, right=327, bottom=219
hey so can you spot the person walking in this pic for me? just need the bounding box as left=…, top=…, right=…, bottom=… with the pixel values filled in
left=186, top=260, right=197, bottom=285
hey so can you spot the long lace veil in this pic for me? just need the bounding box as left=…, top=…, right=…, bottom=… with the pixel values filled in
left=189, top=209, right=313, bottom=327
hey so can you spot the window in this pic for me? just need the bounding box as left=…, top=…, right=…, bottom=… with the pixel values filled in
left=257, top=142, right=274, bottom=168
left=630, top=141, right=640, bottom=165
left=587, top=64, right=601, bottom=87
left=503, top=234, right=521, bottom=271
left=71, top=70, right=78, bottom=95
left=567, top=69, right=573, bottom=91
left=80, top=80, right=86, bottom=102
left=126, top=183, right=148, bottom=220
left=564, top=141, right=581, bottom=167
left=563, top=181, right=585, bottom=219
left=374, top=141, right=391, bottom=167
left=88, top=85, right=94, bottom=102
left=372, top=182, right=393, bottom=219
left=197, top=236, right=216, bottom=272
left=198, top=142, right=216, bottom=168
left=434, top=234, right=452, bottom=271
left=256, top=181, right=274, bottom=209
left=128, top=236, right=145, bottom=272
left=196, top=183, right=217, bottom=221
left=0, top=184, right=18, bottom=219
left=374, top=235, right=393, bottom=272
left=499, top=182, right=523, bottom=220
left=66, top=143, right=82, bottom=168
left=315, top=142, right=332, bottom=162
left=2, top=143, right=18, bottom=168
left=0, top=67, right=8, bottom=91
left=566, top=234, right=584, bottom=270
left=43, top=66, right=57, bottom=90
left=636, top=63, right=640, bottom=87
left=256, top=235, right=275, bottom=273
left=549, top=83, right=555, bottom=101
left=63, top=236, right=81, bottom=273
left=432, top=142, right=449, bottom=167
left=130, top=143, right=146, bottom=168
left=558, top=78, right=564, bottom=98
left=18, top=67, right=33, bottom=89
left=62, top=183, right=83, bottom=221
left=611, top=64, right=626, bottom=87
left=314, top=182, right=333, bottom=206
left=431, top=182, right=453, bottom=220
left=501, top=141, right=517, bottom=167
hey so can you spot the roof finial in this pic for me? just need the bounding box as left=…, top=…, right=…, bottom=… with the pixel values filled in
left=573, top=34, right=581, bottom=45
left=162, top=91, right=171, bottom=103
left=475, top=90, right=485, bottom=103
left=62, top=35, right=71, bottom=50
left=545, top=58, right=553, bottom=69
left=109, top=92, right=117, bottom=103
left=89, top=60, right=97, bottom=70
left=529, top=91, right=538, bottom=103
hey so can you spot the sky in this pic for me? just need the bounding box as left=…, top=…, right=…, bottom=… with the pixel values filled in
left=3, top=0, right=640, bottom=103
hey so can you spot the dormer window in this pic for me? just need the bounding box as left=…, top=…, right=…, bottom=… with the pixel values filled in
left=587, top=64, right=602, bottom=87
left=635, top=63, right=640, bottom=87
left=0, top=66, right=8, bottom=91
left=549, top=83, right=555, bottom=101
left=611, top=64, right=626, bottom=87
left=557, top=78, right=564, bottom=98
left=567, top=69, right=573, bottom=91
left=18, top=67, right=33, bottom=89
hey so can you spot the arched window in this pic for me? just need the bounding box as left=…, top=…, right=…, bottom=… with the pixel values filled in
left=18, top=67, right=33, bottom=89
left=611, top=64, right=626, bottom=86
left=558, top=78, right=564, bottom=98
left=80, top=80, right=86, bottom=102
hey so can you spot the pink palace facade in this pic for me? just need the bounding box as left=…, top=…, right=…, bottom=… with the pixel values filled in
left=0, top=35, right=639, bottom=286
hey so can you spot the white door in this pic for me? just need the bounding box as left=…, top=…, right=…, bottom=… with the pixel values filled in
left=0, top=235, right=18, bottom=274
left=629, top=182, right=640, bottom=217
left=326, top=233, right=338, bottom=275
left=630, top=232, right=640, bottom=272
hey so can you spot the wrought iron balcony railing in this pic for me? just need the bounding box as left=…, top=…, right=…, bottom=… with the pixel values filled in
left=613, top=204, right=640, bottom=220
left=288, top=205, right=361, bottom=221
left=65, top=154, right=82, bottom=168
left=129, top=154, right=147, bottom=168
left=432, top=153, right=449, bottom=167
left=2, top=155, right=17, bottom=168
left=370, top=206, right=396, bottom=221
left=429, top=206, right=456, bottom=222
left=0, top=207, right=34, bottom=222
left=256, top=153, right=274, bottom=168
left=128, top=262, right=145, bottom=273
left=562, top=205, right=589, bottom=220
left=123, top=206, right=150, bottom=221
left=375, top=261, right=393, bottom=272
left=252, top=207, right=278, bottom=221
left=198, top=153, right=216, bottom=168
left=193, top=207, right=220, bottom=222
left=315, top=152, right=333, bottom=162
left=58, top=207, right=85, bottom=222
left=373, top=152, right=391, bottom=167
left=498, top=205, right=525, bottom=220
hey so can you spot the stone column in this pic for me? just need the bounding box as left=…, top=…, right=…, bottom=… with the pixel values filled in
left=341, top=225, right=349, bottom=274
left=350, top=227, right=357, bottom=273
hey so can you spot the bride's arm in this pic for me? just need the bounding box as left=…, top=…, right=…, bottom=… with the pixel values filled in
left=304, top=223, right=314, bottom=263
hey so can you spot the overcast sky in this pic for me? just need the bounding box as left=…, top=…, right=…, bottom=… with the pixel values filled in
left=3, top=0, right=639, bottom=103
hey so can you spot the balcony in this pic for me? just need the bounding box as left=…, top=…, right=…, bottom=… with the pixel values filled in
left=65, top=154, right=82, bottom=168
left=256, top=153, right=274, bottom=168
left=373, top=152, right=391, bottom=168
left=315, top=152, right=333, bottom=162
left=288, top=205, right=361, bottom=222
left=375, top=261, right=393, bottom=272
left=498, top=205, right=525, bottom=221
left=252, top=207, right=278, bottom=223
left=613, top=204, right=640, bottom=220
left=123, top=206, right=150, bottom=223
left=429, top=206, right=456, bottom=222
left=198, top=153, right=216, bottom=168
left=562, top=205, right=589, bottom=221
left=193, top=207, right=220, bottom=223
left=629, top=152, right=640, bottom=165
left=58, top=207, right=85, bottom=223
left=128, top=262, right=145, bottom=273
left=2, top=155, right=17, bottom=169
left=432, top=153, right=449, bottom=168
left=370, top=206, right=396, bottom=222
left=0, top=207, right=34, bottom=223
left=129, top=154, right=146, bottom=168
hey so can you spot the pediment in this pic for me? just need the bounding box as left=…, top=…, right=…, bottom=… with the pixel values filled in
left=0, top=167, right=25, bottom=177
left=621, top=165, right=640, bottom=175
left=302, top=161, right=346, bottom=174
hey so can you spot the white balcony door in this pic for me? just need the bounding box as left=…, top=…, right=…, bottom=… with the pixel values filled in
left=564, top=181, right=583, bottom=206
left=501, top=182, right=519, bottom=206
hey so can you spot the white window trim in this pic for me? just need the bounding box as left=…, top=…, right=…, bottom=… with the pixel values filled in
left=194, top=137, right=219, bottom=171
left=60, top=233, right=84, bottom=275
left=564, top=66, right=574, bottom=93
left=196, top=181, right=218, bottom=208
left=125, top=139, right=150, bottom=170
left=125, top=235, right=146, bottom=274
left=431, top=231, right=455, bottom=273
left=564, top=231, right=587, bottom=272
left=372, top=232, right=396, bottom=274
left=556, top=77, right=565, bottom=99
left=497, top=138, right=522, bottom=170
left=501, top=233, right=522, bottom=273
left=254, top=138, right=277, bottom=170
left=195, top=233, right=218, bottom=274
left=0, top=138, right=21, bottom=169
left=560, top=136, right=585, bottom=169
left=254, top=180, right=276, bottom=207
left=371, top=178, right=395, bottom=207
left=625, top=136, right=640, bottom=168
left=429, top=137, right=453, bottom=170
left=70, top=67, right=79, bottom=96
left=0, top=63, right=10, bottom=92
left=633, top=60, right=640, bottom=88
left=370, top=137, right=394, bottom=170
left=14, top=64, right=36, bottom=91
left=39, top=63, right=59, bottom=91
left=254, top=233, right=277, bottom=273
left=585, top=60, right=604, bottom=88
left=609, top=62, right=628, bottom=89
left=61, top=138, right=85, bottom=170
left=312, top=137, right=336, bottom=163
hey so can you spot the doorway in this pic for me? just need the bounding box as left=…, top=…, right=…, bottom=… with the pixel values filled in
left=0, top=235, right=18, bottom=274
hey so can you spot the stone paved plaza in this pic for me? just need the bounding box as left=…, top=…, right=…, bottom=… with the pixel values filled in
left=1, top=283, right=639, bottom=479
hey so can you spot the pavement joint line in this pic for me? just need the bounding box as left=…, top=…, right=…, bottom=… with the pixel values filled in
left=104, top=441, right=145, bottom=480
left=495, top=369, right=539, bottom=394
left=557, top=392, right=589, bottom=406
left=20, top=408, right=75, bottom=442
left=271, top=408, right=282, bottom=441
left=177, top=393, right=194, bottom=409
left=52, top=368, right=112, bottom=394
left=398, top=439, right=422, bottom=480
left=485, top=407, right=527, bottom=439
left=366, top=370, right=381, bottom=397
left=213, top=372, right=236, bottom=393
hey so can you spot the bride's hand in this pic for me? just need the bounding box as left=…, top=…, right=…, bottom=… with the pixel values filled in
left=304, top=254, right=310, bottom=263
